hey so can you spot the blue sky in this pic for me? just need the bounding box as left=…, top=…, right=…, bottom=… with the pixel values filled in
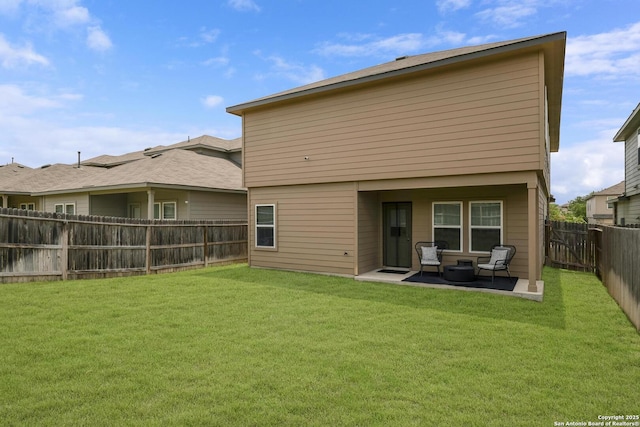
left=1, top=0, right=639, bottom=204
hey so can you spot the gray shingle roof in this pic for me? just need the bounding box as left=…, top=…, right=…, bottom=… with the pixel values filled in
left=2, top=135, right=243, bottom=195
left=82, top=135, right=241, bottom=167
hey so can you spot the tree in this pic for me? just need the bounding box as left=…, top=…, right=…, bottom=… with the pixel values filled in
left=549, top=193, right=591, bottom=223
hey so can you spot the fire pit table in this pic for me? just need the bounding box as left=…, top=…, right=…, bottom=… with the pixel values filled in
left=443, top=260, right=475, bottom=282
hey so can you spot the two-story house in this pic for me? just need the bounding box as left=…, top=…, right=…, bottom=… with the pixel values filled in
left=612, top=104, right=640, bottom=225
left=227, top=32, right=566, bottom=292
left=585, top=181, right=624, bottom=225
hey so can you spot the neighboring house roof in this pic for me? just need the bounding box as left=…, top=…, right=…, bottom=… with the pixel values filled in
left=586, top=181, right=625, bottom=200
left=1, top=163, right=106, bottom=194
left=82, top=135, right=242, bottom=167
left=146, top=135, right=242, bottom=154
left=613, top=103, right=640, bottom=142
left=0, top=163, right=33, bottom=193
left=227, top=32, right=565, bottom=151
left=2, top=135, right=244, bottom=196
left=33, top=149, right=243, bottom=195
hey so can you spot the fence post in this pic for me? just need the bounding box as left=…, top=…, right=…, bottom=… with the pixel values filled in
left=203, top=225, right=208, bottom=268
left=146, top=225, right=151, bottom=275
left=60, top=221, right=68, bottom=280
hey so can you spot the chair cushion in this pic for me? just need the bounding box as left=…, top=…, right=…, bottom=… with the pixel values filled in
left=478, top=263, right=501, bottom=271
left=421, top=246, right=439, bottom=263
left=488, top=248, right=509, bottom=265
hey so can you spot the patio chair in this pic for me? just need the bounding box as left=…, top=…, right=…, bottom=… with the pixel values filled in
left=415, top=241, right=448, bottom=276
left=476, top=244, right=516, bottom=284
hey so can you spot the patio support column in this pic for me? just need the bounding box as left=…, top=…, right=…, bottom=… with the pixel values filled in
left=1, top=194, right=7, bottom=208
left=527, top=183, right=538, bottom=292
left=147, top=189, right=155, bottom=220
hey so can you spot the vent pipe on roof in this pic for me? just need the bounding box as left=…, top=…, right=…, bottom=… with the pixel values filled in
left=77, top=151, right=81, bottom=168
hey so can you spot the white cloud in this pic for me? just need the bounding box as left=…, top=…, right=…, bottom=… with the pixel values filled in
left=566, top=22, right=640, bottom=77
left=437, top=0, right=472, bottom=13
left=256, top=54, right=325, bottom=85
left=86, top=26, right=112, bottom=52
left=53, top=5, right=90, bottom=27
left=200, top=27, right=220, bottom=44
left=551, top=129, right=625, bottom=203
left=314, top=33, right=430, bottom=57
left=475, top=3, right=537, bottom=28
left=228, top=0, right=260, bottom=12
left=313, top=29, right=491, bottom=59
left=202, top=56, right=229, bottom=67
left=201, top=95, right=224, bottom=108
left=2, top=1, right=112, bottom=52
left=0, top=84, right=61, bottom=114
left=0, top=0, right=22, bottom=15
left=0, top=34, right=49, bottom=68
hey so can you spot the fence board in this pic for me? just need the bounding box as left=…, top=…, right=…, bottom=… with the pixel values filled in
left=0, top=208, right=247, bottom=283
left=598, top=225, right=640, bottom=331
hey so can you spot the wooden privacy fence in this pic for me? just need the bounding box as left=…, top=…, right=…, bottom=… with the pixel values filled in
left=592, top=225, right=640, bottom=331
left=0, top=208, right=248, bottom=283
left=545, top=220, right=596, bottom=272
left=546, top=220, right=639, bottom=331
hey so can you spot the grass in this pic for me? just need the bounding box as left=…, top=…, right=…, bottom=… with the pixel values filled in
left=0, top=265, right=638, bottom=426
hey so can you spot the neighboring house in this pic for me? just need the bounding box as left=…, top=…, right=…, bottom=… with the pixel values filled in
left=585, top=181, right=624, bottom=225
left=227, top=32, right=566, bottom=290
left=612, top=103, right=640, bottom=225
left=0, top=135, right=247, bottom=220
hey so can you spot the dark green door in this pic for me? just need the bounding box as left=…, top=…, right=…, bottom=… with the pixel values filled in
left=383, top=202, right=412, bottom=268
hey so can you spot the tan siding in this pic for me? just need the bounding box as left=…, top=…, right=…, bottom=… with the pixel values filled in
left=189, top=191, right=247, bottom=220
left=249, top=183, right=356, bottom=275
left=244, top=53, right=542, bottom=188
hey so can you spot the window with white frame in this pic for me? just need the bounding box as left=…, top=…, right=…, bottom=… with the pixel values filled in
left=20, top=203, right=35, bottom=210
left=470, top=201, right=503, bottom=252
left=54, top=203, right=75, bottom=215
left=153, top=201, right=177, bottom=220
left=255, top=204, right=276, bottom=248
left=433, top=202, right=461, bottom=251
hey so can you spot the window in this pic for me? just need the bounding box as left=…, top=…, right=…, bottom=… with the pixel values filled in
left=54, top=203, right=75, bottom=215
left=433, top=202, right=461, bottom=251
left=20, top=203, right=35, bottom=210
left=153, top=202, right=177, bottom=220
left=129, top=203, right=141, bottom=219
left=470, top=201, right=502, bottom=252
left=255, top=204, right=276, bottom=248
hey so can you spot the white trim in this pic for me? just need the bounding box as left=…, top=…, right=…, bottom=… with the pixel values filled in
left=54, top=203, right=75, bottom=215
left=432, top=201, right=462, bottom=252
left=153, top=201, right=177, bottom=220
left=469, top=200, right=503, bottom=253
left=255, top=203, right=276, bottom=249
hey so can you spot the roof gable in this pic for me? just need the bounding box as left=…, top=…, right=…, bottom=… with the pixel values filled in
left=613, top=103, right=640, bottom=142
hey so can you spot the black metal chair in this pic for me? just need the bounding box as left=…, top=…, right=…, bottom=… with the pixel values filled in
left=476, top=244, right=516, bottom=283
left=414, top=241, right=448, bottom=276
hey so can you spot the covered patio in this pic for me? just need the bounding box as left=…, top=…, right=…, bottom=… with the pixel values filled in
left=356, top=268, right=544, bottom=301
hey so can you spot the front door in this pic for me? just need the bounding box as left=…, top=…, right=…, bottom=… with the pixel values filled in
left=383, top=202, right=412, bottom=268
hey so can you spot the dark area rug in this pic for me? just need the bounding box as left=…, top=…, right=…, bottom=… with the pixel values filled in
left=402, top=271, right=517, bottom=292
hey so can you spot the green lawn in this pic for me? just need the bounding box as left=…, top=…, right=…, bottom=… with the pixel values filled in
left=1, top=265, right=638, bottom=426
